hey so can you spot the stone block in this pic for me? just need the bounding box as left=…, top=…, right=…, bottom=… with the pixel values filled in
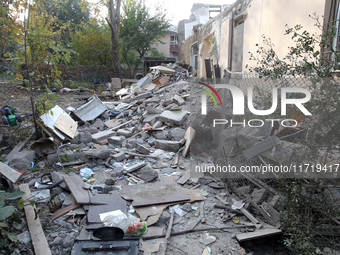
left=136, top=143, right=151, bottom=155
left=112, top=152, right=126, bottom=162
left=108, top=136, right=125, bottom=145
left=159, top=110, right=189, bottom=125
left=92, top=130, right=116, bottom=143
left=116, top=129, right=133, bottom=138
left=154, top=139, right=180, bottom=152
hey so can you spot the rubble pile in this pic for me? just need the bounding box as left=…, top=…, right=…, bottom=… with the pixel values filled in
left=1, top=63, right=332, bottom=255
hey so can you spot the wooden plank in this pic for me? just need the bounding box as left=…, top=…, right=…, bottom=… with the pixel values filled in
left=54, top=113, right=78, bottom=139
left=63, top=176, right=90, bottom=204
left=182, top=127, right=196, bottom=157
left=177, top=170, right=190, bottom=185
left=51, top=202, right=82, bottom=221
left=236, top=228, right=282, bottom=242
left=19, top=184, right=52, bottom=255
left=0, top=162, right=22, bottom=183
left=135, top=188, right=204, bottom=226
left=120, top=182, right=190, bottom=207
left=149, top=66, right=176, bottom=74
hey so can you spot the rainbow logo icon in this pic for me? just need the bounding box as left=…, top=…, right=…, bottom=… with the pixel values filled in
left=197, top=82, right=223, bottom=106
left=198, top=82, right=222, bottom=115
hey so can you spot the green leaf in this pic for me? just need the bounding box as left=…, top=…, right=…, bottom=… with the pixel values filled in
left=5, top=191, right=25, bottom=200
left=29, top=200, right=35, bottom=206
left=18, top=199, right=24, bottom=210
left=0, top=200, right=5, bottom=208
left=6, top=232, right=18, bottom=242
left=0, top=222, right=8, bottom=228
left=0, top=206, right=15, bottom=221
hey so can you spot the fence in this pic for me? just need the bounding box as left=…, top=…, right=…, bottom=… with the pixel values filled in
left=189, top=69, right=340, bottom=254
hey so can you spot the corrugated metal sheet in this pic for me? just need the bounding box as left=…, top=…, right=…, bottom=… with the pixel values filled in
left=71, top=95, right=107, bottom=122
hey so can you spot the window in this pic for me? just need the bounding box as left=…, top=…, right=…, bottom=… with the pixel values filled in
left=170, top=36, right=178, bottom=45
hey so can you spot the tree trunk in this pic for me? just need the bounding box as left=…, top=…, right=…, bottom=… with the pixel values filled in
left=106, top=0, right=122, bottom=79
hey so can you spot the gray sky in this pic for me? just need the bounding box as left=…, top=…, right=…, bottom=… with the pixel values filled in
left=143, top=0, right=236, bottom=26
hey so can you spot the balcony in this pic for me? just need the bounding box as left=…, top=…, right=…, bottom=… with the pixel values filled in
left=170, top=44, right=179, bottom=53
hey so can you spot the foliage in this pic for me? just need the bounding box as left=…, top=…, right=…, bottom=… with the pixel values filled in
left=249, top=14, right=340, bottom=254
left=33, top=0, right=90, bottom=44
left=0, top=0, right=24, bottom=57
left=0, top=190, right=25, bottom=246
left=120, top=0, right=171, bottom=77
left=70, top=20, right=112, bottom=66
left=249, top=14, right=340, bottom=160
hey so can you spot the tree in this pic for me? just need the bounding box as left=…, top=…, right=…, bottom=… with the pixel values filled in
left=106, top=0, right=123, bottom=78
left=0, top=0, right=24, bottom=58
left=33, top=0, right=90, bottom=44
left=70, top=20, right=112, bottom=66
left=120, top=0, right=170, bottom=78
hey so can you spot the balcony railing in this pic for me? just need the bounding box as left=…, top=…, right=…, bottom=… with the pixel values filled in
left=170, top=44, right=179, bottom=53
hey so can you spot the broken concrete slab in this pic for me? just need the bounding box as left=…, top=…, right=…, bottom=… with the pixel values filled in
left=173, top=95, right=185, bottom=106
left=134, top=91, right=153, bottom=100
left=171, top=127, right=185, bottom=141
left=116, top=129, right=133, bottom=138
left=80, top=131, right=93, bottom=144
left=9, top=149, right=35, bottom=170
left=112, top=152, right=126, bottom=162
left=123, top=161, right=146, bottom=173
left=139, top=165, right=158, bottom=182
left=92, top=130, right=116, bottom=143
left=82, top=146, right=110, bottom=159
left=71, top=95, right=107, bottom=122
left=154, top=139, right=180, bottom=152
left=136, top=143, right=151, bottom=155
left=108, top=136, right=125, bottom=145
left=243, top=136, right=280, bottom=160
left=159, top=110, right=189, bottom=125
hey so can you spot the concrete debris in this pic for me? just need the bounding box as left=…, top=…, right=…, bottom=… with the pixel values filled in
left=4, top=59, right=315, bottom=255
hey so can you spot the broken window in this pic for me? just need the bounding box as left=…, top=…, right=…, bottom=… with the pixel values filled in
left=191, top=42, right=199, bottom=70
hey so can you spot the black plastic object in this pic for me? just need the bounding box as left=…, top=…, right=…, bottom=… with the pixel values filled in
left=93, top=227, right=124, bottom=241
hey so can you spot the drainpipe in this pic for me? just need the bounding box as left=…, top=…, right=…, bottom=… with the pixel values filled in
left=332, top=3, right=340, bottom=62
left=227, top=11, right=234, bottom=83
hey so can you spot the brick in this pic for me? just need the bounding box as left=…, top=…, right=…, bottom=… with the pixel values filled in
left=112, top=152, right=126, bottom=162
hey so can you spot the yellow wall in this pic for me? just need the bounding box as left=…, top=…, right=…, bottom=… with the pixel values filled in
left=219, top=17, right=230, bottom=73
left=243, top=0, right=326, bottom=72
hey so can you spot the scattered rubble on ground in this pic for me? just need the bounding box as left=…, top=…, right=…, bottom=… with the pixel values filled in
left=1, top=62, right=334, bottom=255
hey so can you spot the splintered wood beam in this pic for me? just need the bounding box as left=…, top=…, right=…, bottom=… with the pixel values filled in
left=19, top=184, right=52, bottom=255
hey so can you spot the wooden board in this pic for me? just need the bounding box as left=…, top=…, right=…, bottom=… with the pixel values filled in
left=0, top=162, right=22, bottom=183
left=120, top=182, right=190, bottom=207
left=236, top=228, right=282, bottom=242
left=135, top=188, right=204, bottom=226
left=54, top=113, right=78, bottom=139
left=19, top=184, right=52, bottom=255
left=177, top=170, right=190, bottom=185
left=182, top=127, right=196, bottom=157
left=87, top=194, right=127, bottom=224
left=63, top=176, right=91, bottom=204
left=51, top=202, right=82, bottom=221
left=149, top=66, right=176, bottom=74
